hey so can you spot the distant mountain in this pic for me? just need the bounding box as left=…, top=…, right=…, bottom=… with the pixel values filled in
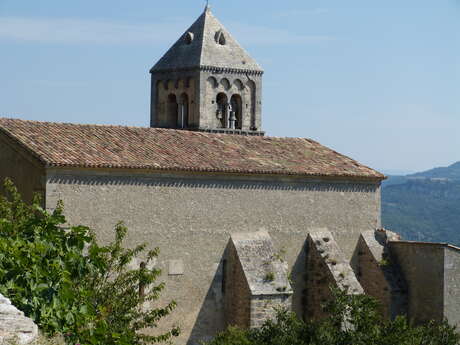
left=383, top=162, right=460, bottom=187
left=410, top=161, right=460, bottom=180
left=381, top=162, right=460, bottom=246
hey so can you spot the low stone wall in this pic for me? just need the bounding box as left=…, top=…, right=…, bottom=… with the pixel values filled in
left=0, top=294, right=38, bottom=344
left=389, top=241, right=460, bottom=327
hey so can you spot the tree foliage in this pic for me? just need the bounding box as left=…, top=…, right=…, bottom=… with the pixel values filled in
left=206, top=290, right=460, bottom=345
left=0, top=179, right=179, bottom=345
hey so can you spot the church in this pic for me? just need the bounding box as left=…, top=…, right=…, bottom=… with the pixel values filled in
left=0, top=6, right=459, bottom=345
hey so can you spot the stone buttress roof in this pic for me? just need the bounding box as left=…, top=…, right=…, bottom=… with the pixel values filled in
left=229, top=230, right=292, bottom=295
left=0, top=118, right=384, bottom=180
left=150, top=7, right=263, bottom=73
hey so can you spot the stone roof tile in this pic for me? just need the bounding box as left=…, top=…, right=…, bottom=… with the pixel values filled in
left=0, top=117, right=384, bottom=180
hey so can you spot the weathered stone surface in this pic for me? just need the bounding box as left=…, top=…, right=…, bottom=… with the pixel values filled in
left=151, top=7, right=263, bottom=73
left=0, top=134, right=45, bottom=205
left=389, top=241, right=460, bottom=327
left=150, top=7, right=264, bottom=134
left=43, top=171, right=380, bottom=345
left=224, top=231, right=292, bottom=328
left=352, top=229, right=407, bottom=319
left=306, top=231, right=363, bottom=320
left=444, top=246, right=460, bottom=327
left=224, top=230, right=292, bottom=329
left=0, top=294, right=38, bottom=344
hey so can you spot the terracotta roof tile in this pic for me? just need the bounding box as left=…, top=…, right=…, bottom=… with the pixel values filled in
left=0, top=118, right=384, bottom=180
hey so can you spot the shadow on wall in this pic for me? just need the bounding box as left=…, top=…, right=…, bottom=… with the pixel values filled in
left=188, top=251, right=227, bottom=345
left=291, top=239, right=308, bottom=321
left=188, top=237, right=312, bottom=344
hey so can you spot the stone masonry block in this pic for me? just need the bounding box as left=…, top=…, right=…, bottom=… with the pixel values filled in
left=168, top=260, right=184, bottom=276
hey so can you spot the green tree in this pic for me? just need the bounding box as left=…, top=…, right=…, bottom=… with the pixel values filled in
left=206, top=289, right=459, bottom=345
left=0, top=178, right=179, bottom=345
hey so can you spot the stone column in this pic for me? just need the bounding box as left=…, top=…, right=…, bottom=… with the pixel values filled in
left=177, top=102, right=184, bottom=128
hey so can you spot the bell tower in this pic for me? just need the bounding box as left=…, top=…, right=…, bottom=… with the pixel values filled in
left=150, top=6, right=264, bottom=135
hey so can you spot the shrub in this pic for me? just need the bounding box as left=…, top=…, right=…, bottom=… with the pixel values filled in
left=0, top=179, right=179, bottom=345
left=206, top=289, right=460, bottom=345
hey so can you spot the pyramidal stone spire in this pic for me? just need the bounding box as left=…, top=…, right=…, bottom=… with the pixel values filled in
left=150, top=8, right=264, bottom=135
left=150, top=7, right=263, bottom=73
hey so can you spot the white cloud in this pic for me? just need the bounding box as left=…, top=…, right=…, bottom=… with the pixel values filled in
left=0, top=17, right=185, bottom=45
left=0, top=16, right=335, bottom=46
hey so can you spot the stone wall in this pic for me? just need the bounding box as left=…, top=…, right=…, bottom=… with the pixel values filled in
left=389, top=241, right=445, bottom=325
left=444, top=245, right=460, bottom=326
left=306, top=231, right=363, bottom=320
left=352, top=230, right=407, bottom=319
left=0, top=294, right=38, bottom=344
left=0, top=135, right=45, bottom=204
left=45, top=168, right=381, bottom=345
left=389, top=241, right=460, bottom=327
left=250, top=295, right=291, bottom=329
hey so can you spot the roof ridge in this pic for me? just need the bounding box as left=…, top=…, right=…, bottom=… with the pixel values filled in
left=0, top=117, right=315, bottom=141
left=197, top=10, right=208, bottom=67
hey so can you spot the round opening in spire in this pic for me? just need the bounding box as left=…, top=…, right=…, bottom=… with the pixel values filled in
left=184, top=32, right=194, bottom=45
left=215, top=30, right=226, bottom=46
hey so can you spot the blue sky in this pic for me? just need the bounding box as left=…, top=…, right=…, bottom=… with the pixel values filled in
left=0, top=0, right=459, bottom=173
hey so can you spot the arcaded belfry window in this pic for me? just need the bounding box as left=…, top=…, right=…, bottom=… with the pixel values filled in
left=230, top=94, right=242, bottom=129
left=178, top=93, right=189, bottom=129
left=167, top=94, right=178, bottom=128
left=216, top=93, right=228, bottom=128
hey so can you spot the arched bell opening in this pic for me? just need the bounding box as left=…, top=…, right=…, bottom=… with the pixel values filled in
left=216, top=93, right=228, bottom=128
left=166, top=94, right=178, bottom=128
left=178, top=93, right=189, bottom=129
left=230, top=94, right=243, bottom=130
